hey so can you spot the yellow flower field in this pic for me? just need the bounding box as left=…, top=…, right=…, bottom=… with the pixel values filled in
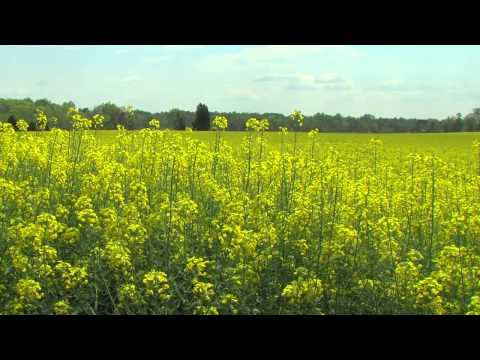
left=1, top=110, right=480, bottom=315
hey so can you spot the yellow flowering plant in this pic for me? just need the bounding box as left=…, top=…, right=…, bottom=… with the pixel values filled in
left=0, top=107, right=479, bottom=314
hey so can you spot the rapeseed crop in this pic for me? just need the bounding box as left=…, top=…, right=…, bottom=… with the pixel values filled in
left=1, top=110, right=479, bottom=315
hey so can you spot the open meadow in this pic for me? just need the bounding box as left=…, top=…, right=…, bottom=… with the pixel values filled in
left=2, top=117, right=480, bottom=314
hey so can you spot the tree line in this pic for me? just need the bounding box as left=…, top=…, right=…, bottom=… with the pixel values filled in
left=1, top=98, right=480, bottom=133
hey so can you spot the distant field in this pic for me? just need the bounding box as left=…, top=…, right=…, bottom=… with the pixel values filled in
left=27, top=130, right=480, bottom=163
left=84, top=130, right=480, bottom=158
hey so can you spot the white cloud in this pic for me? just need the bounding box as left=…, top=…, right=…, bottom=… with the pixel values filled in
left=255, top=72, right=353, bottom=92
left=200, top=45, right=364, bottom=71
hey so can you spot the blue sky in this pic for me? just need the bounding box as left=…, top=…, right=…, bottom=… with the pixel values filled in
left=0, top=45, right=479, bottom=118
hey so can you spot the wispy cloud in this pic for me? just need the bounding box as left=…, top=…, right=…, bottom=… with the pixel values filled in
left=255, top=73, right=352, bottom=92
left=200, top=45, right=364, bottom=71
left=314, top=73, right=346, bottom=85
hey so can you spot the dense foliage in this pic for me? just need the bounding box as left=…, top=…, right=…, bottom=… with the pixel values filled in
left=1, top=98, right=480, bottom=132
left=192, top=103, right=210, bottom=131
left=1, top=109, right=480, bottom=315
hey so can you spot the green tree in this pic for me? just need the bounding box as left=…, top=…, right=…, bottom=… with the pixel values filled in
left=176, top=113, right=186, bottom=130
left=192, top=103, right=210, bottom=131
left=7, top=115, right=17, bottom=130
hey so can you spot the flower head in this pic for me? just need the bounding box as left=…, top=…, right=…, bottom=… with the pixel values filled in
left=290, top=110, right=304, bottom=127
left=212, top=116, right=228, bottom=130
left=149, top=118, right=161, bottom=130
